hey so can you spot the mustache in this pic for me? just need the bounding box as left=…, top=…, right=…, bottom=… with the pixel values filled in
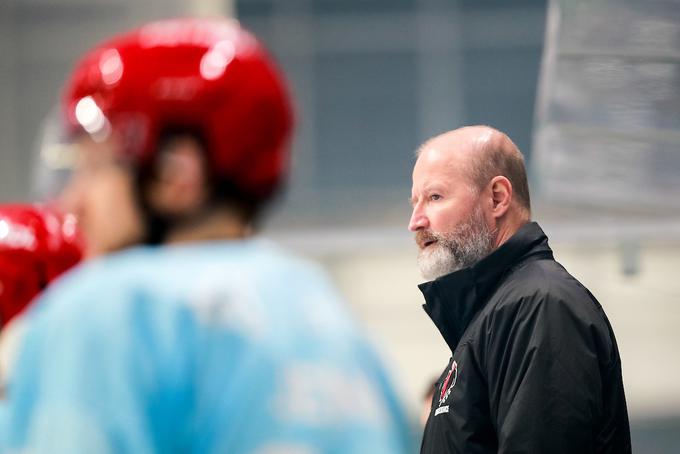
left=415, top=230, right=441, bottom=248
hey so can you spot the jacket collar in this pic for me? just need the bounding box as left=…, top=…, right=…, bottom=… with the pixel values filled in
left=419, top=221, right=553, bottom=352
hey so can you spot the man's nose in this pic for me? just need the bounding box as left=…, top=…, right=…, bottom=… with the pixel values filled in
left=408, top=205, right=428, bottom=232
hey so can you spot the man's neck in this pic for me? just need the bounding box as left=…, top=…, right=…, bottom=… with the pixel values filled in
left=493, top=213, right=530, bottom=249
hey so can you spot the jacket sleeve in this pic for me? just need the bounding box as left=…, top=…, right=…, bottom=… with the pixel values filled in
left=483, top=288, right=612, bottom=453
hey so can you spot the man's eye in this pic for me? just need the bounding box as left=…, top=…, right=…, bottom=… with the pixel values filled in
left=430, top=194, right=441, bottom=201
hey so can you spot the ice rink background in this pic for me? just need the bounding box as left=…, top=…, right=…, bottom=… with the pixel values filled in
left=1, top=0, right=679, bottom=452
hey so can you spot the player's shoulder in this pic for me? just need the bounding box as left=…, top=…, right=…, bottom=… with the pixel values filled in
left=37, top=239, right=329, bottom=314
left=27, top=247, right=167, bottom=330
left=154, top=238, right=323, bottom=275
left=42, top=246, right=161, bottom=300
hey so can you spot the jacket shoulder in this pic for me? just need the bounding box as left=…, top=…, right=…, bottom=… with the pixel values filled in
left=479, top=257, right=619, bottom=367
left=491, top=256, right=602, bottom=315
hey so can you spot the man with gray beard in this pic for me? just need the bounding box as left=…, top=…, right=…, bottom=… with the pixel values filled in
left=409, top=126, right=631, bottom=453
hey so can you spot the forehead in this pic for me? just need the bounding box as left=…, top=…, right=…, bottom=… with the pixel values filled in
left=412, top=145, right=470, bottom=190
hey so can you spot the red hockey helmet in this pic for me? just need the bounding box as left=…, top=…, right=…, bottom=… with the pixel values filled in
left=61, top=18, right=293, bottom=201
left=0, top=205, right=83, bottom=327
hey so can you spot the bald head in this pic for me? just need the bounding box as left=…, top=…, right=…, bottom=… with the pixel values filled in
left=417, top=126, right=531, bottom=215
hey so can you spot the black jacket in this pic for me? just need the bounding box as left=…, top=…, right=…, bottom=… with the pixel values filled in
left=420, top=222, right=631, bottom=454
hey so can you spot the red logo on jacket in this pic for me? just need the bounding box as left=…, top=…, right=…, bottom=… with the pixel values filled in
left=438, top=361, right=458, bottom=405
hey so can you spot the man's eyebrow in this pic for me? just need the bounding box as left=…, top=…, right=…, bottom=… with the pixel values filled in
left=422, top=184, right=443, bottom=194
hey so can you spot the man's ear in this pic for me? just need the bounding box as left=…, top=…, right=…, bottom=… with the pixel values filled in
left=146, top=137, right=209, bottom=216
left=489, top=175, right=512, bottom=219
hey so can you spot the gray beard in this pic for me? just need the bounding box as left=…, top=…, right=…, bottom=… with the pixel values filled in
left=417, top=207, right=496, bottom=281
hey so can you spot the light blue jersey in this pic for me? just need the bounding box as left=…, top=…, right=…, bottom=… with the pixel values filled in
left=3, top=240, right=411, bottom=453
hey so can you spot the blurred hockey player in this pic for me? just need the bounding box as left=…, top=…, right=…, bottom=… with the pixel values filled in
left=0, top=204, right=82, bottom=381
left=2, top=19, right=410, bottom=453
left=0, top=204, right=82, bottom=327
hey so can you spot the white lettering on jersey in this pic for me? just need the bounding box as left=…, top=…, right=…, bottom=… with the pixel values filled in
left=187, top=270, right=265, bottom=339
left=274, top=362, right=388, bottom=427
